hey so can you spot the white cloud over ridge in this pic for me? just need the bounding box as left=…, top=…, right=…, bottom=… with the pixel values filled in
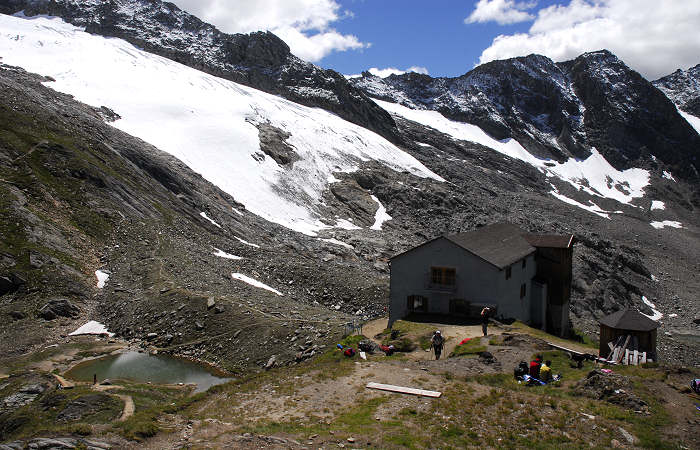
left=465, top=0, right=536, bottom=25
left=345, top=66, right=429, bottom=79
left=369, top=66, right=429, bottom=78
left=473, top=0, right=700, bottom=80
left=172, top=0, right=367, bottom=62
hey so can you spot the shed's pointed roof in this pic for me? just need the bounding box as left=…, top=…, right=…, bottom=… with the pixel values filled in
left=598, top=308, right=660, bottom=331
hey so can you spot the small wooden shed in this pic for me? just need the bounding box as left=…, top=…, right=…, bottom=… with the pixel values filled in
left=599, top=308, right=659, bottom=362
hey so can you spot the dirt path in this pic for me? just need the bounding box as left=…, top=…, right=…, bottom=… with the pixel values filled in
left=92, top=384, right=135, bottom=421
left=361, top=317, right=502, bottom=360
left=116, top=394, right=135, bottom=421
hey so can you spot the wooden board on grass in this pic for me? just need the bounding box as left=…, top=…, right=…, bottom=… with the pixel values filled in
left=366, top=382, right=441, bottom=398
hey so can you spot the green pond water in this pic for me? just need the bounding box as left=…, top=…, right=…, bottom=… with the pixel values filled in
left=65, top=351, right=231, bottom=393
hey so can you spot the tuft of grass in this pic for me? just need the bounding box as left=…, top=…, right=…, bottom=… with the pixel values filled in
left=449, top=338, right=486, bottom=357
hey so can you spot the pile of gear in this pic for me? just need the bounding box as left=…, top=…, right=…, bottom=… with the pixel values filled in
left=514, top=355, right=561, bottom=385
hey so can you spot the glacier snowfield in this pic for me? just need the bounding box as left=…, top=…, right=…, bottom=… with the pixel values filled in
left=0, top=13, right=684, bottom=229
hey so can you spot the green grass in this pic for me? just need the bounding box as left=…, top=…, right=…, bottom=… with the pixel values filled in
left=449, top=337, right=486, bottom=357
left=509, top=321, right=598, bottom=350
left=113, top=384, right=198, bottom=441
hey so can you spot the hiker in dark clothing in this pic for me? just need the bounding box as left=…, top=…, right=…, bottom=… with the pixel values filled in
left=480, top=307, right=491, bottom=336
left=431, top=330, right=444, bottom=360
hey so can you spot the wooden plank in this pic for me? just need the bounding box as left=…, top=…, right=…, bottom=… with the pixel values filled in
left=616, top=336, right=631, bottom=364
left=641, top=352, right=647, bottom=364
left=366, top=382, right=441, bottom=398
left=608, top=342, right=615, bottom=351
left=546, top=342, right=585, bottom=356
left=633, top=350, right=639, bottom=366
left=623, top=349, right=629, bottom=365
left=53, top=373, right=74, bottom=389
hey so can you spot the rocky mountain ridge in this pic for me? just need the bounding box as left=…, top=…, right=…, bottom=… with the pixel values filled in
left=350, top=51, right=700, bottom=180
left=653, top=63, right=700, bottom=117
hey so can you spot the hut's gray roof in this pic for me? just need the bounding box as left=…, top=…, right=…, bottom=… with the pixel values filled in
left=445, top=223, right=535, bottom=269
left=523, top=233, right=575, bottom=248
left=598, top=308, right=660, bottom=331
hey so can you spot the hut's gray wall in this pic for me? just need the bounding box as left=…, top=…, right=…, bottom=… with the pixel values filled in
left=389, top=238, right=536, bottom=327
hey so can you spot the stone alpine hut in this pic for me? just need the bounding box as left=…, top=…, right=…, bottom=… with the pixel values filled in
left=388, top=223, right=574, bottom=336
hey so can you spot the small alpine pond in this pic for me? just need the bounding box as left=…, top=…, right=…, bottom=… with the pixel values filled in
left=64, top=351, right=231, bottom=393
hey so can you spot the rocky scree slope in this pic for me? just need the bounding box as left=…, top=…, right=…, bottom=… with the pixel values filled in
left=0, top=0, right=399, bottom=143
left=0, top=64, right=392, bottom=373
left=351, top=50, right=700, bottom=181
left=654, top=63, right=700, bottom=117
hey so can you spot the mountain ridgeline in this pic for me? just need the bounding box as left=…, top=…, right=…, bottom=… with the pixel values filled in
left=0, top=0, right=399, bottom=142
left=2, top=0, right=699, bottom=183
left=351, top=51, right=700, bottom=180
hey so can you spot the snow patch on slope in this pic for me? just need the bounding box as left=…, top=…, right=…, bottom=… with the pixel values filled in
left=678, top=109, right=700, bottom=135
left=650, top=220, right=682, bottom=230
left=641, top=296, right=663, bottom=321
left=95, top=270, right=109, bottom=289
left=370, top=195, right=392, bottom=230
left=234, top=236, right=260, bottom=248
left=0, top=14, right=442, bottom=237
left=69, top=321, right=114, bottom=337
left=213, top=248, right=242, bottom=260
left=231, top=273, right=283, bottom=296
left=200, top=212, right=221, bottom=228
left=650, top=201, right=665, bottom=210
left=375, top=99, right=650, bottom=215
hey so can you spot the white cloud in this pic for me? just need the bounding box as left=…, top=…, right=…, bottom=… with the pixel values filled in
left=465, top=0, right=537, bottom=25
left=475, top=0, right=700, bottom=80
left=172, top=0, right=367, bottom=62
left=366, top=66, right=429, bottom=78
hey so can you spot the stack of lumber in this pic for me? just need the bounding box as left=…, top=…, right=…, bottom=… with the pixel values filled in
left=605, top=335, right=648, bottom=365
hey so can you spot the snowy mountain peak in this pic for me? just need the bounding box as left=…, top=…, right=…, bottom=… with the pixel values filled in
left=1, top=0, right=399, bottom=143
left=0, top=13, right=441, bottom=236
left=351, top=50, right=700, bottom=179
left=653, top=63, right=700, bottom=117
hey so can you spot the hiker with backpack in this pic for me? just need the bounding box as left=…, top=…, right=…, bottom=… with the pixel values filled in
left=431, top=330, right=445, bottom=360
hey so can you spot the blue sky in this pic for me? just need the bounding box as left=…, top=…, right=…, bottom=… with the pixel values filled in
left=174, top=0, right=700, bottom=80
left=320, top=0, right=559, bottom=77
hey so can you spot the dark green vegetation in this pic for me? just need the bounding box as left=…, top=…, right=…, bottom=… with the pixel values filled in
left=0, top=374, right=122, bottom=441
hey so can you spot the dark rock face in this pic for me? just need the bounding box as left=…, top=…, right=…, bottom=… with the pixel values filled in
left=560, top=51, right=700, bottom=177
left=256, top=123, right=299, bottom=166
left=37, top=298, right=80, bottom=320
left=0, top=0, right=398, bottom=143
left=327, top=178, right=379, bottom=227
left=351, top=51, right=700, bottom=179
left=353, top=55, right=586, bottom=162
left=654, top=63, right=700, bottom=117
left=0, top=275, right=22, bottom=296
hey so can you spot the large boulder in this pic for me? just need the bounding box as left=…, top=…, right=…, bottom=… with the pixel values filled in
left=37, top=298, right=80, bottom=320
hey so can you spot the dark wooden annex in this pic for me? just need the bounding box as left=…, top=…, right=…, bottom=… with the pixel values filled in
left=599, top=308, right=660, bottom=363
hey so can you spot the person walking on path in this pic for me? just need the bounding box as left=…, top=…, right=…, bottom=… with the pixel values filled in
left=431, top=330, right=444, bottom=360
left=480, top=307, right=491, bottom=336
